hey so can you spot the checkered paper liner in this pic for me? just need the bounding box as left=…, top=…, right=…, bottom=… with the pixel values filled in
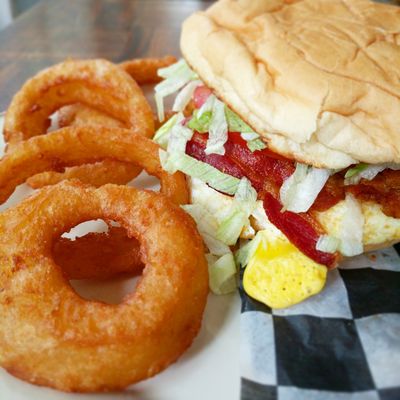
left=239, top=245, right=400, bottom=400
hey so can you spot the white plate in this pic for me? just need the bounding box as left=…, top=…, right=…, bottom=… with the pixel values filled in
left=0, top=116, right=241, bottom=400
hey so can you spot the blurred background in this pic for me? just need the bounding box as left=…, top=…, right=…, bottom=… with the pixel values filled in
left=0, top=0, right=215, bottom=31
left=0, top=0, right=38, bottom=29
left=0, top=0, right=399, bottom=32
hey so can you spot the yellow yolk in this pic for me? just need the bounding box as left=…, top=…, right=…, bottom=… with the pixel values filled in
left=243, top=231, right=327, bottom=309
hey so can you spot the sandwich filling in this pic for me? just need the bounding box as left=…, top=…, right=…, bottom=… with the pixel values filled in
left=154, top=59, right=400, bottom=304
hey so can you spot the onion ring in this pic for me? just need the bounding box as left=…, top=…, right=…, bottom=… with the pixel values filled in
left=0, top=181, right=208, bottom=392
left=57, top=104, right=175, bottom=131
left=53, top=226, right=143, bottom=280
left=26, top=110, right=177, bottom=189
left=0, top=125, right=188, bottom=206
left=13, top=126, right=187, bottom=282
left=26, top=159, right=137, bottom=189
left=54, top=56, right=177, bottom=132
left=119, top=55, right=177, bottom=84
left=4, top=59, right=155, bottom=187
left=58, top=103, right=125, bottom=129
left=4, top=59, right=154, bottom=143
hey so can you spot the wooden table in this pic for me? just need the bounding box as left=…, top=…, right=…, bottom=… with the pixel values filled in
left=0, top=0, right=211, bottom=111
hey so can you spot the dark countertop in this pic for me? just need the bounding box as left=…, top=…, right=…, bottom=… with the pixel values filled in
left=0, top=0, right=211, bottom=110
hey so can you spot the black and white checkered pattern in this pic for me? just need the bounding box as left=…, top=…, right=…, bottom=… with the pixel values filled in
left=240, top=245, right=400, bottom=400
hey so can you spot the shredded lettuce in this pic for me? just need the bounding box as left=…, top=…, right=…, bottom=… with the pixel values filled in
left=240, top=132, right=267, bottom=152
left=234, top=232, right=263, bottom=268
left=354, top=165, right=385, bottom=181
left=316, top=235, right=340, bottom=254
left=345, top=162, right=400, bottom=185
left=280, top=163, right=331, bottom=213
left=189, top=177, right=238, bottom=223
left=207, top=253, right=237, bottom=295
left=181, top=204, right=230, bottom=256
left=241, top=132, right=259, bottom=141
left=216, top=210, right=248, bottom=245
left=279, top=163, right=307, bottom=212
left=158, top=59, right=190, bottom=79
left=160, top=150, right=240, bottom=195
left=205, top=99, right=228, bottom=155
left=234, top=177, right=258, bottom=214
left=216, top=178, right=257, bottom=245
left=345, top=163, right=383, bottom=185
left=153, top=113, right=183, bottom=149
left=247, top=138, right=267, bottom=152
left=225, top=107, right=253, bottom=133
left=158, top=149, right=173, bottom=172
left=198, top=94, right=215, bottom=118
left=181, top=204, right=217, bottom=233
left=201, top=233, right=231, bottom=256
left=338, top=194, right=364, bottom=256
left=187, top=110, right=212, bottom=133
left=189, top=104, right=266, bottom=152
left=167, top=122, right=193, bottom=155
left=250, top=201, right=271, bottom=231
left=155, top=59, right=198, bottom=121
left=344, top=163, right=368, bottom=179
left=172, top=79, right=201, bottom=113
left=155, top=76, right=194, bottom=96
left=240, top=131, right=267, bottom=152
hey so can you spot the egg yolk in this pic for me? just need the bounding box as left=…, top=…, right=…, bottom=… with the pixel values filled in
left=243, top=233, right=327, bottom=309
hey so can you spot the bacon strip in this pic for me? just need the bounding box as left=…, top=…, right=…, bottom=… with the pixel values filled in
left=186, top=132, right=339, bottom=267
left=346, top=169, right=400, bottom=219
left=262, top=193, right=338, bottom=268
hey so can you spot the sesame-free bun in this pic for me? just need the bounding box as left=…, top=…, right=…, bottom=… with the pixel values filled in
left=181, top=0, right=400, bottom=169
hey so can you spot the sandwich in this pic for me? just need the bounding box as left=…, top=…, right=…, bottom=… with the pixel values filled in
left=153, top=0, right=400, bottom=308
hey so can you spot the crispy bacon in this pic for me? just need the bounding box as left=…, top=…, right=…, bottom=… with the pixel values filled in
left=186, top=133, right=246, bottom=181
left=186, top=131, right=339, bottom=267
left=312, top=169, right=400, bottom=218
left=311, top=174, right=345, bottom=212
left=188, top=132, right=295, bottom=192
left=262, top=193, right=338, bottom=268
left=346, top=169, right=400, bottom=218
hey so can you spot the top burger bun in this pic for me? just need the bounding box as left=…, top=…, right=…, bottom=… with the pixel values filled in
left=181, top=0, right=400, bottom=169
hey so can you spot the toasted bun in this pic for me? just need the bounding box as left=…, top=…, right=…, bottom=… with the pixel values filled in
left=181, top=0, right=400, bottom=169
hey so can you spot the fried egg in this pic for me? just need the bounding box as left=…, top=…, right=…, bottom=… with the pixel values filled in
left=189, top=176, right=400, bottom=309
left=316, top=200, right=400, bottom=251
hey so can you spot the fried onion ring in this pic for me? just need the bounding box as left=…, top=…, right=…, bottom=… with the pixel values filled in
left=119, top=55, right=177, bottom=84
left=26, top=110, right=177, bottom=189
left=58, top=103, right=125, bottom=129
left=4, top=59, right=154, bottom=143
left=0, top=125, right=188, bottom=207
left=27, top=159, right=137, bottom=189
left=53, top=226, right=143, bottom=280
left=4, top=59, right=155, bottom=187
left=6, top=126, right=187, bottom=282
left=54, top=56, right=177, bottom=133
left=0, top=181, right=208, bottom=392
left=57, top=104, right=175, bottom=131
